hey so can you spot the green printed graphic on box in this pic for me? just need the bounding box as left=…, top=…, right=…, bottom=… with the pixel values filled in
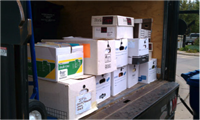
left=28, top=58, right=55, bottom=79
left=58, top=58, right=83, bottom=75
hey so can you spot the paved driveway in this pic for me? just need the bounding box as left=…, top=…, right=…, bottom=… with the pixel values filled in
left=175, top=54, right=199, bottom=119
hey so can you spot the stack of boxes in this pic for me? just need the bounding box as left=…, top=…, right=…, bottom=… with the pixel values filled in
left=28, top=43, right=98, bottom=120
left=132, top=18, right=157, bottom=84
left=28, top=15, right=158, bottom=119
left=91, top=15, right=134, bottom=100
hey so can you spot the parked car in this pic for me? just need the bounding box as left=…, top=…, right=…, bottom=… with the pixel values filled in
left=186, top=33, right=199, bottom=45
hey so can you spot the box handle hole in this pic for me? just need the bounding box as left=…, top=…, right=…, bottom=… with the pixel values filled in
left=124, top=99, right=130, bottom=103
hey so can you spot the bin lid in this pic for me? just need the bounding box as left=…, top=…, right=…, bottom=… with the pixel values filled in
left=190, top=74, right=199, bottom=81
left=187, top=74, right=199, bottom=87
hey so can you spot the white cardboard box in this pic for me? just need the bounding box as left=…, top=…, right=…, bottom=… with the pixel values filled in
left=111, top=66, right=127, bottom=96
left=96, top=73, right=111, bottom=104
left=133, top=18, right=152, bottom=40
left=28, top=75, right=97, bottom=120
left=43, top=38, right=117, bottom=75
left=127, top=64, right=139, bottom=88
left=91, top=15, right=134, bottom=39
left=27, top=45, right=83, bottom=82
left=139, top=58, right=157, bottom=84
left=115, top=39, right=128, bottom=67
left=128, top=38, right=149, bottom=56
left=128, top=38, right=149, bottom=64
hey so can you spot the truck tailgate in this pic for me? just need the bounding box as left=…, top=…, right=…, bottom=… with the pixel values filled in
left=81, top=80, right=179, bottom=119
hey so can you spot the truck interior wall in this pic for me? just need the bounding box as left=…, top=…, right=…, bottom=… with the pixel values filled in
left=48, top=1, right=164, bottom=78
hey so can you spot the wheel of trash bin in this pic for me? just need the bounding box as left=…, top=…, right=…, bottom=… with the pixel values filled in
left=29, top=99, right=47, bottom=120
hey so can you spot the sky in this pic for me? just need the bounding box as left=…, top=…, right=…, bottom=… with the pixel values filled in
left=187, top=0, right=197, bottom=3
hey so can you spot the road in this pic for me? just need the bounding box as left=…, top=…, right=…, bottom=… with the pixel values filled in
left=175, top=54, right=199, bottom=119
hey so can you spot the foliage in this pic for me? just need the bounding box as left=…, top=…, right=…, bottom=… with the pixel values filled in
left=194, top=37, right=199, bottom=45
left=186, top=49, right=198, bottom=53
left=179, top=0, right=199, bottom=34
left=179, top=45, right=189, bottom=51
left=179, top=45, right=199, bottom=53
left=187, top=45, right=199, bottom=51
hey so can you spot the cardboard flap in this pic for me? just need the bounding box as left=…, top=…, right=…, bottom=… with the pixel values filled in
left=71, top=75, right=93, bottom=80
left=95, top=38, right=114, bottom=40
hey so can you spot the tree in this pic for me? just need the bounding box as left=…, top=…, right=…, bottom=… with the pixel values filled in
left=179, top=0, right=199, bottom=35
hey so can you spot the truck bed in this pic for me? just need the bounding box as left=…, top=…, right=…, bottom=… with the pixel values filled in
left=81, top=80, right=179, bottom=119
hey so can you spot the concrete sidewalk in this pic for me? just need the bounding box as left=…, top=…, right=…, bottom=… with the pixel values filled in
left=175, top=75, right=193, bottom=119
left=174, top=51, right=198, bottom=119
left=177, top=50, right=199, bottom=56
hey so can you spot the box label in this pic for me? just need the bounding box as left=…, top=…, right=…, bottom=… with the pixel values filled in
left=102, top=17, right=113, bottom=24
left=127, top=18, right=132, bottom=25
left=105, top=54, right=111, bottom=63
left=82, top=44, right=90, bottom=58
left=105, top=53, right=111, bottom=69
left=58, top=58, right=83, bottom=77
left=101, top=27, right=107, bottom=33
left=76, top=92, right=92, bottom=115
left=58, top=69, right=68, bottom=80
left=0, top=47, right=7, bottom=56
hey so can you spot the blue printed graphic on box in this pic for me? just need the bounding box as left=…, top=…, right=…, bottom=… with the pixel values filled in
left=69, top=43, right=80, bottom=46
left=125, top=46, right=127, bottom=50
left=107, top=77, right=110, bottom=82
left=141, top=75, right=146, bottom=80
left=124, top=72, right=126, bottom=75
left=114, top=76, right=118, bottom=79
left=138, top=77, right=142, bottom=81
left=116, top=48, right=119, bottom=50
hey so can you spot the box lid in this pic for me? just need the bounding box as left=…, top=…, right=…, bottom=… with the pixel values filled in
left=59, top=75, right=94, bottom=85
left=91, top=15, right=134, bottom=27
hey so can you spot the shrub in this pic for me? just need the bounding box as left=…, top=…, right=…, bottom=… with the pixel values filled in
left=179, top=46, right=189, bottom=51
left=186, top=49, right=198, bottom=53
left=194, top=37, right=199, bottom=46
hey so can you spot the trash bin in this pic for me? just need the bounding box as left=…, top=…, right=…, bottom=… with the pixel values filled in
left=181, top=70, right=199, bottom=119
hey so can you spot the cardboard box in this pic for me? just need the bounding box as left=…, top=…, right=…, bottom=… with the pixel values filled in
left=149, top=51, right=152, bottom=60
left=149, top=42, right=153, bottom=60
left=96, top=73, right=111, bottom=104
left=128, top=38, right=149, bottom=64
left=28, top=75, right=97, bottom=120
left=111, top=66, right=127, bottom=96
left=27, top=44, right=84, bottom=82
left=133, top=18, right=153, bottom=41
left=115, top=39, right=128, bottom=67
left=127, top=64, right=139, bottom=88
left=91, top=15, right=134, bottom=39
left=139, top=58, right=157, bottom=84
left=43, top=38, right=117, bottom=75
